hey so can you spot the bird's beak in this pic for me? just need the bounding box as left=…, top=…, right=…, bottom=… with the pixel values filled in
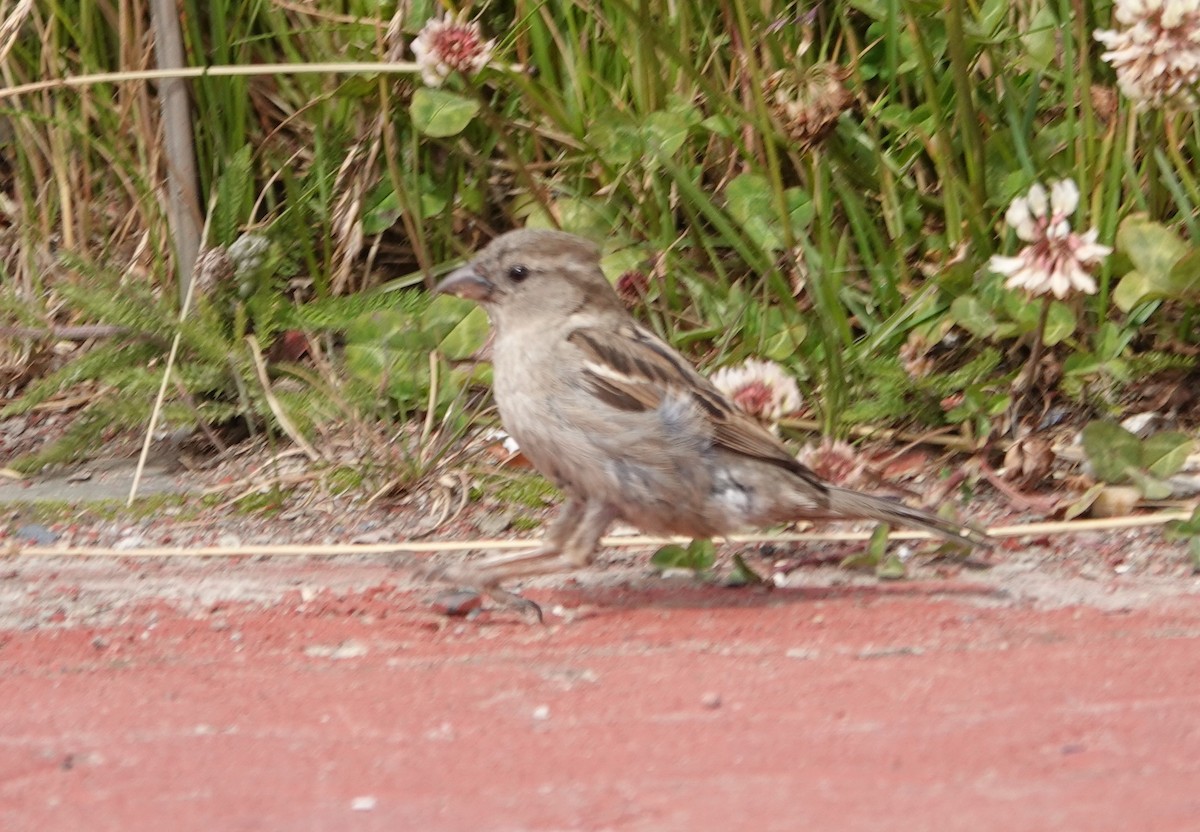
left=435, top=264, right=495, bottom=302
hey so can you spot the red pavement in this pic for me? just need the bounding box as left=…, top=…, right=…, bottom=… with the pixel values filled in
left=2, top=579, right=1199, bottom=831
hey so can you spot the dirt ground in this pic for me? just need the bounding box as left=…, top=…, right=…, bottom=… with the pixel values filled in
left=1, top=460, right=1199, bottom=830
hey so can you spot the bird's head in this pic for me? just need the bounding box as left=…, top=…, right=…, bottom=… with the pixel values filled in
left=435, top=229, right=622, bottom=329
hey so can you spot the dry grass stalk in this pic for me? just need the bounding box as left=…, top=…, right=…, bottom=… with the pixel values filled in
left=5, top=511, right=1194, bottom=560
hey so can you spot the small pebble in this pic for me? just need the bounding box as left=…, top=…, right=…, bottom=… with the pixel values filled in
left=701, top=692, right=722, bottom=709
left=474, top=511, right=512, bottom=536
left=532, top=704, right=550, bottom=721
left=350, top=796, right=377, bottom=811
left=16, top=524, right=59, bottom=545
left=304, top=640, right=368, bottom=659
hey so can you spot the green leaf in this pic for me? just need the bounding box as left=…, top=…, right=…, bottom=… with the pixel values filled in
left=1166, top=249, right=1200, bottom=298
left=590, top=116, right=642, bottom=166
left=976, top=0, right=1009, bottom=37
left=1020, top=4, right=1058, bottom=71
left=949, top=294, right=997, bottom=338
left=867, top=522, right=891, bottom=560
left=1003, top=291, right=1040, bottom=330
left=600, top=246, right=646, bottom=283
left=1042, top=301, right=1076, bottom=346
left=1064, top=483, right=1105, bottom=520
left=1113, top=215, right=1188, bottom=310
left=362, top=185, right=402, bottom=235
left=876, top=553, right=907, bottom=580
left=1168, top=508, right=1200, bottom=573
left=557, top=198, right=613, bottom=238
left=839, top=551, right=878, bottom=571
left=727, top=553, right=766, bottom=587
left=1080, top=421, right=1143, bottom=483
left=212, top=145, right=255, bottom=246
left=1142, top=432, right=1195, bottom=478
left=1093, top=321, right=1135, bottom=360
left=686, top=538, right=717, bottom=570
left=650, top=544, right=689, bottom=569
left=1114, top=270, right=1156, bottom=312
left=842, top=524, right=889, bottom=571
left=422, top=293, right=477, bottom=340
left=1118, top=215, right=1188, bottom=276
left=519, top=196, right=611, bottom=239
left=725, top=174, right=814, bottom=252
left=650, top=538, right=716, bottom=572
left=701, top=114, right=737, bottom=137
left=410, top=88, right=480, bottom=137
left=343, top=306, right=453, bottom=409
left=944, top=385, right=1011, bottom=426
left=438, top=305, right=489, bottom=360
left=643, top=110, right=691, bottom=159
left=1126, top=469, right=1173, bottom=500
left=1165, top=507, right=1200, bottom=538
left=761, top=306, right=807, bottom=361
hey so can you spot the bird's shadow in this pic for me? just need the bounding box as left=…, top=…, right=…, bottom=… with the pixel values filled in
left=453, top=575, right=1011, bottom=626
left=592, top=579, right=999, bottom=608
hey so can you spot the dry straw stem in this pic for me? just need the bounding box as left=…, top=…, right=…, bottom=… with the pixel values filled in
left=781, top=418, right=981, bottom=453
left=0, top=62, right=427, bottom=102
left=4, top=511, right=1193, bottom=560
left=0, top=0, right=33, bottom=65
left=126, top=245, right=205, bottom=507
left=246, top=335, right=322, bottom=462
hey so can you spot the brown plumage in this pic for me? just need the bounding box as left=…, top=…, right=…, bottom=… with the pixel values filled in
left=434, top=229, right=990, bottom=616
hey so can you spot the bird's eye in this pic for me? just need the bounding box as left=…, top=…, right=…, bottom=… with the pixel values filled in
left=507, top=264, right=530, bottom=282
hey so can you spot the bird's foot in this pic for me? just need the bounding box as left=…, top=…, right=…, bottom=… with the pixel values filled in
left=422, top=563, right=544, bottom=624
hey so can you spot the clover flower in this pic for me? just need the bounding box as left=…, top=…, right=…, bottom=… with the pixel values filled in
left=988, top=180, right=1111, bottom=298
left=411, top=13, right=495, bottom=87
left=711, top=358, right=802, bottom=425
left=615, top=270, right=650, bottom=307
left=1095, top=0, right=1200, bottom=108
left=766, top=63, right=854, bottom=149
left=794, top=439, right=868, bottom=489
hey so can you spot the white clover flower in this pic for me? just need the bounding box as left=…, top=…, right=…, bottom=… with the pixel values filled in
left=411, top=13, right=495, bottom=88
left=988, top=179, right=1111, bottom=299
left=794, top=439, right=867, bottom=488
left=1095, top=0, right=1200, bottom=108
left=711, top=358, right=802, bottom=426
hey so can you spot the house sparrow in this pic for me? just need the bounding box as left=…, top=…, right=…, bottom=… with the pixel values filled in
left=434, top=229, right=991, bottom=617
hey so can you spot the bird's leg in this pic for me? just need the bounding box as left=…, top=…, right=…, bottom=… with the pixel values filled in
left=428, top=498, right=615, bottom=621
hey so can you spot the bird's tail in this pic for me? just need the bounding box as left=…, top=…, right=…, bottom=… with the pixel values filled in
left=823, top=485, right=993, bottom=549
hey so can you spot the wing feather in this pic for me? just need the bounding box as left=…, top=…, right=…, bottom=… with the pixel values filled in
left=567, top=323, right=828, bottom=496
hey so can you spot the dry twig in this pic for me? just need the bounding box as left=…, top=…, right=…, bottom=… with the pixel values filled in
left=5, top=511, right=1194, bottom=560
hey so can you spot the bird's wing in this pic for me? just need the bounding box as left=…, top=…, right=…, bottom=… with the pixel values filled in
left=566, top=322, right=828, bottom=495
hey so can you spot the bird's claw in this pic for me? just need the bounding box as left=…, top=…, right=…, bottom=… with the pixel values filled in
left=424, top=564, right=544, bottom=624
left=483, top=586, right=544, bottom=624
